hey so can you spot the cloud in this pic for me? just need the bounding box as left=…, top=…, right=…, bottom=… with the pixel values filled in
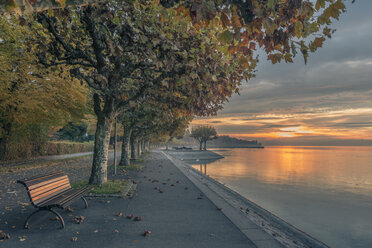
left=192, top=1, right=372, bottom=146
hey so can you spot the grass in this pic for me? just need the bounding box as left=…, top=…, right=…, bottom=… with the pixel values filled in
left=49, top=140, right=94, bottom=145
left=72, top=179, right=129, bottom=195
left=120, top=163, right=143, bottom=171
left=108, top=162, right=144, bottom=171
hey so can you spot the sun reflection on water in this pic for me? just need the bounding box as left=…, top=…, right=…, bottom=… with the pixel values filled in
left=191, top=146, right=372, bottom=196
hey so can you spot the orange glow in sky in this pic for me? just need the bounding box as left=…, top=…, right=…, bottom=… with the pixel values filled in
left=190, top=108, right=372, bottom=143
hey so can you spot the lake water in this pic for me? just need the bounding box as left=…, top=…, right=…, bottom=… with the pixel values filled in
left=189, top=146, right=372, bottom=248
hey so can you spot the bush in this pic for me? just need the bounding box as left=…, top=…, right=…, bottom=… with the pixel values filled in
left=46, top=141, right=94, bottom=155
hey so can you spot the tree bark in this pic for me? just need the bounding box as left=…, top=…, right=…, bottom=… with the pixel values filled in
left=131, top=135, right=138, bottom=160
left=141, top=139, right=145, bottom=153
left=89, top=113, right=113, bottom=185
left=137, top=137, right=142, bottom=156
left=199, top=140, right=203, bottom=151
left=203, top=140, right=207, bottom=151
left=119, top=125, right=132, bottom=166
left=145, top=140, right=150, bottom=152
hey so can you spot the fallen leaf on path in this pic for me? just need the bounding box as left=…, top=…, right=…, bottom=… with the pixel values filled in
left=50, top=216, right=59, bottom=221
left=93, top=229, right=99, bottom=233
left=126, top=214, right=133, bottom=219
left=217, top=207, right=222, bottom=211
left=66, top=207, right=74, bottom=212
left=208, top=233, right=215, bottom=237
left=142, top=230, right=151, bottom=237
left=197, top=197, right=203, bottom=200
left=72, top=216, right=85, bottom=224
left=170, top=184, right=175, bottom=186
left=134, top=216, right=142, bottom=221
left=114, top=230, right=119, bottom=233
left=0, top=231, right=10, bottom=239
left=72, top=237, right=78, bottom=242
left=116, top=212, right=123, bottom=217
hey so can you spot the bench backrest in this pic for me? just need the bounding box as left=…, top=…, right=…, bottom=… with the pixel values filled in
left=17, top=171, right=72, bottom=206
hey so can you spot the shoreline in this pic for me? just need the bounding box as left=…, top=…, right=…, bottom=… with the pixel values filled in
left=163, top=150, right=329, bottom=248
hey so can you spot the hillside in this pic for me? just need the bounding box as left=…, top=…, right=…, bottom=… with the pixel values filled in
left=208, top=136, right=264, bottom=148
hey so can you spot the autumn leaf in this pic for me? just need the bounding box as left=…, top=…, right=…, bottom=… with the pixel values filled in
left=72, top=216, right=85, bottom=224
left=66, top=206, right=74, bottom=212
left=134, top=216, right=142, bottom=221
left=0, top=231, right=10, bottom=240
left=218, top=30, right=234, bottom=44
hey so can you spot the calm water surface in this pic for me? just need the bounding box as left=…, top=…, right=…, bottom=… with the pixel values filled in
left=190, top=146, right=372, bottom=248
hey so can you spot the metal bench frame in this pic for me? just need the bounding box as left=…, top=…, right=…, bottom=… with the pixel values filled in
left=17, top=171, right=90, bottom=229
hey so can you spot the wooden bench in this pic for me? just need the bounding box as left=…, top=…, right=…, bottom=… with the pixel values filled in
left=17, top=171, right=91, bottom=229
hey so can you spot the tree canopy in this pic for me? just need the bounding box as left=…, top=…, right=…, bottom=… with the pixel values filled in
left=0, top=0, right=349, bottom=184
left=191, top=126, right=217, bottom=150
left=0, top=15, right=87, bottom=160
left=15, top=0, right=247, bottom=184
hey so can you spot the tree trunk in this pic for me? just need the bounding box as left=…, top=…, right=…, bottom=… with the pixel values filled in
left=89, top=114, right=113, bottom=185
left=203, top=140, right=207, bottom=151
left=199, top=141, right=203, bottom=151
left=137, top=138, right=142, bottom=156
left=141, top=139, right=145, bottom=153
left=119, top=125, right=132, bottom=166
left=131, top=135, right=138, bottom=160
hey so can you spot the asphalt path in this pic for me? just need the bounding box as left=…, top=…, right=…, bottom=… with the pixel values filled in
left=0, top=151, right=255, bottom=248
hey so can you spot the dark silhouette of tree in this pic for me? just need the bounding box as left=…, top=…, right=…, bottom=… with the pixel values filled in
left=191, top=126, right=217, bottom=151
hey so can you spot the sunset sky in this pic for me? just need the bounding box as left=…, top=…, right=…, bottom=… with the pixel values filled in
left=192, top=0, right=372, bottom=146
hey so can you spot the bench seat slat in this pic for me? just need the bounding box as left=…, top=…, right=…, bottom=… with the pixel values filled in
left=59, top=187, right=90, bottom=208
left=31, top=183, right=71, bottom=204
left=28, top=175, right=69, bottom=190
left=29, top=177, right=70, bottom=196
left=18, top=171, right=65, bottom=186
left=39, top=187, right=89, bottom=208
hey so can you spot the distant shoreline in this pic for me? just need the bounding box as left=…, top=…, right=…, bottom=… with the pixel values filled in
left=209, top=145, right=264, bottom=148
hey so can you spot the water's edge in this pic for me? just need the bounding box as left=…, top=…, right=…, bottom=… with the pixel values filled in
left=163, top=150, right=329, bottom=248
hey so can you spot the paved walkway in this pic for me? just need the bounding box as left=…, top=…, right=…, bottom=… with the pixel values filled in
left=0, top=151, right=256, bottom=248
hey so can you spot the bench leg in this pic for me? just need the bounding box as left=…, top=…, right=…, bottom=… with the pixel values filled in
left=24, top=208, right=65, bottom=229
left=81, top=196, right=88, bottom=208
